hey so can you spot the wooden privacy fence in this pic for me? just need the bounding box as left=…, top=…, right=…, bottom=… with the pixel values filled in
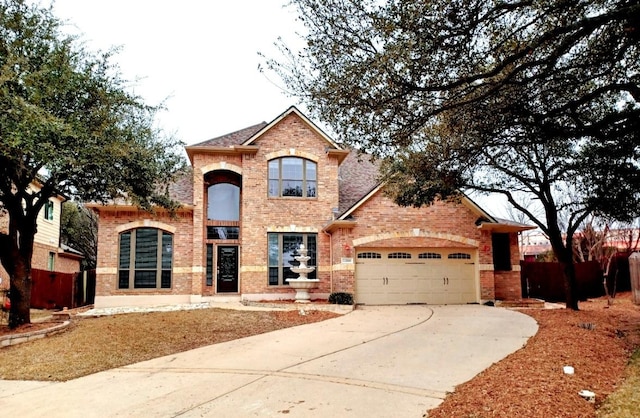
left=30, top=269, right=95, bottom=310
left=520, top=261, right=604, bottom=302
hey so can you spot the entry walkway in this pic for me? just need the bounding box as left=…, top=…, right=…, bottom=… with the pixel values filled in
left=0, top=305, right=538, bottom=417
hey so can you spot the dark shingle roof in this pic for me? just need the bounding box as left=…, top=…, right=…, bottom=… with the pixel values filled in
left=183, top=120, right=383, bottom=213
left=338, top=151, right=381, bottom=213
left=191, top=122, right=268, bottom=147
left=167, top=169, right=194, bottom=205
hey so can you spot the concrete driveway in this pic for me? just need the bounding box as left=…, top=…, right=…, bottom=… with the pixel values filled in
left=0, top=305, right=537, bottom=417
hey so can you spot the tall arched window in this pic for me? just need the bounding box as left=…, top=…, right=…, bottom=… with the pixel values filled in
left=208, top=183, right=240, bottom=221
left=268, top=157, right=317, bottom=198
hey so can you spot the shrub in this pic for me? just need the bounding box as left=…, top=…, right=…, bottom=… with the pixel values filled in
left=328, top=292, right=354, bottom=305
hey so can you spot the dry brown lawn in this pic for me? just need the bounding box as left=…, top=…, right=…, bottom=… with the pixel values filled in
left=0, top=308, right=339, bottom=381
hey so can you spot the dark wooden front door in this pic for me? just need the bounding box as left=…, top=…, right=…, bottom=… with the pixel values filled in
left=217, top=246, right=238, bottom=293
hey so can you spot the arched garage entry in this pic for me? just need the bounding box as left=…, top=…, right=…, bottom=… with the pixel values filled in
left=354, top=236, right=478, bottom=305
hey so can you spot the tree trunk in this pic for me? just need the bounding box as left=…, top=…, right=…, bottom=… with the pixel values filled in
left=558, top=253, right=579, bottom=310
left=3, top=206, right=36, bottom=329
left=9, top=255, right=32, bottom=328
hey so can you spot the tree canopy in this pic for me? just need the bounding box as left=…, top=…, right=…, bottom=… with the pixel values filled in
left=267, top=0, right=640, bottom=309
left=0, top=0, right=185, bottom=326
left=61, top=201, right=97, bottom=271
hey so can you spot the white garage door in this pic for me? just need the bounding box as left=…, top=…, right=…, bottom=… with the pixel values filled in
left=355, top=248, right=477, bottom=305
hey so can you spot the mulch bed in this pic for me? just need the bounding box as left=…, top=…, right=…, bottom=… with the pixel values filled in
left=426, top=293, right=640, bottom=418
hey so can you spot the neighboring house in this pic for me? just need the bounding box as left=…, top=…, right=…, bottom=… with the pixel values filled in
left=90, top=107, right=533, bottom=308
left=0, top=184, right=83, bottom=288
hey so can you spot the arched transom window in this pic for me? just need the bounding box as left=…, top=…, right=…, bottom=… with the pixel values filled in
left=268, top=157, right=317, bottom=198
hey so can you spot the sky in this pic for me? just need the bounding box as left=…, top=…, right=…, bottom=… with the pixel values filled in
left=47, top=1, right=514, bottom=217
left=49, top=0, right=305, bottom=145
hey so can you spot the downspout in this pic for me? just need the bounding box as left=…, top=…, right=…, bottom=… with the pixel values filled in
left=323, top=229, right=333, bottom=294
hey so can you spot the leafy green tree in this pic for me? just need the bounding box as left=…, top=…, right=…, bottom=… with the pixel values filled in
left=266, top=0, right=640, bottom=309
left=60, top=201, right=97, bottom=271
left=0, top=0, right=185, bottom=327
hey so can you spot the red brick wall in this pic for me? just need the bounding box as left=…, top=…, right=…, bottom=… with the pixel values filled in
left=233, top=113, right=339, bottom=297
left=55, top=255, right=81, bottom=274
left=494, top=271, right=522, bottom=300
left=95, top=209, right=194, bottom=297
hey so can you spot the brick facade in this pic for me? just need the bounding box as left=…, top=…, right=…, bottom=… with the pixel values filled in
left=92, top=107, right=529, bottom=307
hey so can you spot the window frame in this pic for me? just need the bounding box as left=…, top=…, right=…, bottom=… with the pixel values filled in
left=268, top=157, right=317, bottom=198
left=43, top=201, right=54, bottom=221
left=268, top=233, right=317, bottom=285
left=118, top=228, right=173, bottom=290
left=492, top=233, right=513, bottom=271
left=47, top=252, right=55, bottom=271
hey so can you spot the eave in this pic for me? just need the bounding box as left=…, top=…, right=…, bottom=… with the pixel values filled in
left=322, top=219, right=357, bottom=233
left=477, top=222, right=536, bottom=233
left=85, top=203, right=195, bottom=213
left=185, top=145, right=259, bottom=164
left=327, top=148, right=350, bottom=164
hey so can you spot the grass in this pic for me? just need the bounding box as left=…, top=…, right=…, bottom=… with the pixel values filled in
left=596, top=348, right=640, bottom=418
left=0, top=308, right=338, bottom=381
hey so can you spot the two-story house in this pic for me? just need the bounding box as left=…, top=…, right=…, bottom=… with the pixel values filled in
left=91, top=107, right=531, bottom=308
left=0, top=184, right=82, bottom=288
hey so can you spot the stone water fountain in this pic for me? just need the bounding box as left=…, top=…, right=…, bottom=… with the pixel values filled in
left=286, top=244, right=319, bottom=303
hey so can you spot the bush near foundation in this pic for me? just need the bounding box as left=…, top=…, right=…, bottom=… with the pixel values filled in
left=328, top=292, right=354, bottom=305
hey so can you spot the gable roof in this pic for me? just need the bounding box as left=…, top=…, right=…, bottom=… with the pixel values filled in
left=331, top=170, right=534, bottom=233
left=184, top=106, right=347, bottom=164
left=241, top=106, right=343, bottom=150
left=190, top=122, right=268, bottom=148
left=338, top=151, right=380, bottom=213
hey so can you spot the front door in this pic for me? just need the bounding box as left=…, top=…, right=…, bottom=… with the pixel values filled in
left=217, top=246, right=238, bottom=293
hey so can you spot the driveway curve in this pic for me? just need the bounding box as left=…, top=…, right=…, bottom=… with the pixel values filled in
left=0, top=305, right=538, bottom=417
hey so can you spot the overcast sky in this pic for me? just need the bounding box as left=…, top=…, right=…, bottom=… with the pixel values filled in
left=50, top=0, right=304, bottom=145
left=46, top=1, right=514, bottom=217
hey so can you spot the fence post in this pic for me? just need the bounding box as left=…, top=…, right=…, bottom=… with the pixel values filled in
left=629, top=252, right=640, bottom=305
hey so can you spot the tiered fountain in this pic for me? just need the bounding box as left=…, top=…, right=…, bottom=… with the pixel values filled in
left=286, top=244, right=319, bottom=303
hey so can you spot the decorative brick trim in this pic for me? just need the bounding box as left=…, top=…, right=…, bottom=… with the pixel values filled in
left=266, top=225, right=319, bottom=233
left=264, top=148, right=320, bottom=162
left=353, top=230, right=479, bottom=247
left=115, top=220, right=177, bottom=234
left=199, top=161, right=242, bottom=175
left=331, top=263, right=356, bottom=271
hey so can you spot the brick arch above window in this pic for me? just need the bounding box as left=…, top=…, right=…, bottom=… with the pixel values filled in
left=116, top=220, right=176, bottom=234
left=199, top=161, right=242, bottom=176
left=264, top=149, right=319, bottom=162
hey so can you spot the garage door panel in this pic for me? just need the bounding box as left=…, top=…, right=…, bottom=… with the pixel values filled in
left=356, top=248, right=477, bottom=305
